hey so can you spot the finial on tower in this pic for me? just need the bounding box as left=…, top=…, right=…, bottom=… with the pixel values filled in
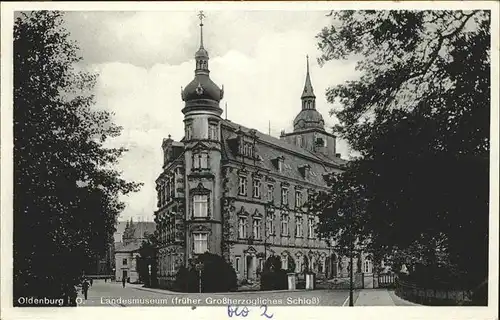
left=198, top=11, right=206, bottom=48
left=301, top=54, right=315, bottom=101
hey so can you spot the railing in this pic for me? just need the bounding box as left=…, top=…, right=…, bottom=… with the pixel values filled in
left=395, top=278, right=473, bottom=306
left=378, top=273, right=396, bottom=288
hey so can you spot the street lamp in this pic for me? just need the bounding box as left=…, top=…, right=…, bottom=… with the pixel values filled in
left=148, top=264, right=152, bottom=287
left=195, top=262, right=204, bottom=293
left=338, top=208, right=354, bottom=307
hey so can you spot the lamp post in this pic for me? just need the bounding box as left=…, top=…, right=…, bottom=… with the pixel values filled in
left=148, top=264, right=152, bottom=287
left=339, top=208, right=354, bottom=307
left=195, top=262, right=204, bottom=293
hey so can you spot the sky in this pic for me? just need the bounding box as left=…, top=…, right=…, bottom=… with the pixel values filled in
left=62, top=10, right=361, bottom=222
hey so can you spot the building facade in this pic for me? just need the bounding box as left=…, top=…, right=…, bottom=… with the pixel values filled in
left=114, top=220, right=156, bottom=283
left=154, top=16, right=373, bottom=287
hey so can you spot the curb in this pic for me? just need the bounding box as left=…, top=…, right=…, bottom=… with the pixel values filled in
left=134, top=286, right=339, bottom=295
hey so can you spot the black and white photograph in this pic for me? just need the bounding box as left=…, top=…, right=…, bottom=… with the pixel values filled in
left=1, top=1, right=498, bottom=319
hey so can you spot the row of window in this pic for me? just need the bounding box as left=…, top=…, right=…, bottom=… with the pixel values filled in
left=158, top=176, right=175, bottom=207
left=185, top=123, right=219, bottom=141
left=238, top=176, right=304, bottom=207
left=237, top=214, right=316, bottom=239
left=239, top=141, right=255, bottom=158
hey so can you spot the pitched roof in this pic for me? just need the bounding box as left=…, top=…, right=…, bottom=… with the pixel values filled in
left=131, top=222, right=156, bottom=239
left=113, top=221, right=128, bottom=243
left=220, top=120, right=347, bottom=186
left=115, top=241, right=142, bottom=253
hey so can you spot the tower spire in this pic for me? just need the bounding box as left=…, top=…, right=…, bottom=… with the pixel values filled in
left=198, top=11, right=205, bottom=49
left=301, top=54, right=316, bottom=109
left=194, top=11, right=209, bottom=75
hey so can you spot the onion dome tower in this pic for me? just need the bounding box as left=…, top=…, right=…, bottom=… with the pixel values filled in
left=181, top=11, right=224, bottom=114
left=181, top=12, right=224, bottom=261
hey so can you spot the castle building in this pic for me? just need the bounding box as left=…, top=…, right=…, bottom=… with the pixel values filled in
left=154, top=14, right=373, bottom=288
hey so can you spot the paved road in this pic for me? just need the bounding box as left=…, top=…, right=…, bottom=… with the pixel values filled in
left=76, top=280, right=352, bottom=307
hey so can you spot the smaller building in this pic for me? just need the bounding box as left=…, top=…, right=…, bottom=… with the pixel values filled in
left=115, top=242, right=142, bottom=283
left=113, top=219, right=156, bottom=283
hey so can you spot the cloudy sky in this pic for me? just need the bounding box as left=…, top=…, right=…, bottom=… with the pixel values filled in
left=62, top=10, right=361, bottom=222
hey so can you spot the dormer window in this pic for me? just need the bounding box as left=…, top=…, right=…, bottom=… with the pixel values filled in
left=273, top=156, right=285, bottom=172
left=299, top=164, right=311, bottom=178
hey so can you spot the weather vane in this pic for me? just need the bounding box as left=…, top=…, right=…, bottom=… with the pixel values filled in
left=198, top=11, right=206, bottom=26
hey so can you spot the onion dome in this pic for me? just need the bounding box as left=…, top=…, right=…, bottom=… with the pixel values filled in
left=181, top=11, right=224, bottom=113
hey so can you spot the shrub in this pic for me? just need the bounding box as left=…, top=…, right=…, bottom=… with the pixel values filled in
left=174, top=253, right=237, bottom=293
left=260, top=256, right=288, bottom=291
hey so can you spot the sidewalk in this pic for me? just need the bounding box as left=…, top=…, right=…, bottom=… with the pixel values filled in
left=355, top=289, right=420, bottom=306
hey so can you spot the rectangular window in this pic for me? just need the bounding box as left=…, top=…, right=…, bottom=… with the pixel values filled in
left=238, top=176, right=247, bottom=196
left=281, top=187, right=288, bottom=205
left=266, top=214, right=275, bottom=235
left=297, top=135, right=303, bottom=147
left=194, top=152, right=208, bottom=169
left=252, top=219, right=261, bottom=239
left=238, top=217, right=247, bottom=239
left=235, top=256, right=240, bottom=273
left=193, top=233, right=208, bottom=254
left=267, top=184, right=274, bottom=202
left=185, top=124, right=192, bottom=140
left=281, top=215, right=288, bottom=236
left=253, top=179, right=261, bottom=198
left=277, top=160, right=283, bottom=172
left=364, top=260, right=371, bottom=273
left=296, top=216, right=303, bottom=237
left=123, top=258, right=128, bottom=265
left=170, top=176, right=175, bottom=197
left=295, top=191, right=302, bottom=208
left=308, top=217, right=315, bottom=238
left=281, top=256, right=288, bottom=270
left=165, top=183, right=170, bottom=203
left=193, top=195, right=208, bottom=217
left=208, top=124, right=218, bottom=141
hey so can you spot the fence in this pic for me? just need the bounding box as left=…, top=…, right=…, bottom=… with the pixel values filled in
left=395, top=278, right=473, bottom=306
left=377, top=273, right=396, bottom=288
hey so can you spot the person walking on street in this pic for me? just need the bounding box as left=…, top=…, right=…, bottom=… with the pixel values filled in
left=90, top=278, right=93, bottom=286
left=122, top=276, right=126, bottom=288
left=82, top=279, right=90, bottom=300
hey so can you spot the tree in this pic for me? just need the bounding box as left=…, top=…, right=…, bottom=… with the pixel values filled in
left=174, top=253, right=237, bottom=292
left=13, top=11, right=141, bottom=306
left=137, top=233, right=158, bottom=287
left=312, top=10, right=490, bottom=297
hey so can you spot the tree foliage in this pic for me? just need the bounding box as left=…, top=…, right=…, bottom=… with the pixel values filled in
left=13, top=11, right=141, bottom=305
left=311, top=10, right=490, bottom=294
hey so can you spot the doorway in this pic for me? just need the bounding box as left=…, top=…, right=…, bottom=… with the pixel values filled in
left=246, top=256, right=254, bottom=280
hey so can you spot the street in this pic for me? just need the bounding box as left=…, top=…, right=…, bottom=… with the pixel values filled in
left=76, top=280, right=355, bottom=307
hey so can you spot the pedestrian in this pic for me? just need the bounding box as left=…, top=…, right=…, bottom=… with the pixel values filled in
left=82, top=279, right=90, bottom=300
left=122, top=276, right=126, bottom=288
left=90, top=278, right=93, bottom=286
left=104, top=277, right=107, bottom=283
